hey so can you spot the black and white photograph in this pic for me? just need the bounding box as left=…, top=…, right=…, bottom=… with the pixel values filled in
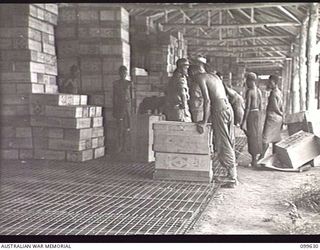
left=0, top=2, right=319, bottom=241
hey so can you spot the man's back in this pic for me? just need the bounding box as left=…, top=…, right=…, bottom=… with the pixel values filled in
left=247, top=87, right=262, bottom=110
left=195, top=73, right=228, bottom=103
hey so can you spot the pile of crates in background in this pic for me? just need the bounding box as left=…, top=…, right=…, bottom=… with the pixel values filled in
left=30, top=93, right=105, bottom=161
left=0, top=4, right=60, bottom=160
left=56, top=4, right=131, bottom=152
left=208, top=56, right=246, bottom=87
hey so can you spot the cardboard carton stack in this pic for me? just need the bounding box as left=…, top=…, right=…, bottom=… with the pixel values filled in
left=153, top=121, right=214, bottom=183
left=30, top=93, right=105, bottom=161
left=56, top=4, right=131, bottom=152
left=0, top=4, right=59, bottom=160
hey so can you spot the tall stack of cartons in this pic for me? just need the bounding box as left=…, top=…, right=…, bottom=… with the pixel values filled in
left=0, top=4, right=59, bottom=160
left=56, top=4, right=131, bottom=152
left=30, top=93, right=105, bottom=161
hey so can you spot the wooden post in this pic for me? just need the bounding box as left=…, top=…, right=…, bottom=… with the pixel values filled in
left=306, top=3, right=319, bottom=110
left=318, top=56, right=320, bottom=109
left=299, top=15, right=308, bottom=111
left=291, top=47, right=300, bottom=113
left=286, top=59, right=293, bottom=114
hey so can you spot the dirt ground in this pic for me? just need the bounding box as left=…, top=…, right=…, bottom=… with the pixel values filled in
left=189, top=146, right=320, bottom=234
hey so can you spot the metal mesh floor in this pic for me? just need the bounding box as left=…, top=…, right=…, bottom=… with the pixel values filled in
left=0, top=159, right=217, bottom=235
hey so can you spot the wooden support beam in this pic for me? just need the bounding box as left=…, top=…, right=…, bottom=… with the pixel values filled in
left=179, top=9, right=209, bottom=37
left=238, top=57, right=287, bottom=62
left=306, top=3, right=319, bottom=110
left=291, top=50, right=300, bottom=113
left=112, top=3, right=307, bottom=11
left=189, top=44, right=290, bottom=49
left=184, top=35, right=293, bottom=42
left=299, top=15, right=309, bottom=111
left=277, top=6, right=302, bottom=24
left=162, top=21, right=301, bottom=29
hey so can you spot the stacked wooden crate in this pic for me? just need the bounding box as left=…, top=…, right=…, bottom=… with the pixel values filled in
left=56, top=4, right=131, bottom=152
left=208, top=56, right=245, bottom=87
left=0, top=4, right=59, bottom=160
left=153, top=121, right=214, bottom=183
left=132, top=71, right=168, bottom=113
left=30, top=93, right=105, bottom=161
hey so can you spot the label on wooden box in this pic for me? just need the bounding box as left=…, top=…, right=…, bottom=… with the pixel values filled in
left=155, top=152, right=212, bottom=172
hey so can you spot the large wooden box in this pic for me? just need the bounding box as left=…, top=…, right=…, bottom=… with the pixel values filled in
left=274, top=130, right=320, bottom=169
left=153, top=121, right=214, bottom=183
left=153, top=121, right=213, bottom=155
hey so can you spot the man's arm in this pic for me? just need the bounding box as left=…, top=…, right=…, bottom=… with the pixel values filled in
left=196, top=75, right=211, bottom=124
left=258, top=89, right=262, bottom=111
left=241, top=89, right=251, bottom=132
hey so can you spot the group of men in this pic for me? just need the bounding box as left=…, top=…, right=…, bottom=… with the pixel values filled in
left=74, top=56, right=283, bottom=188
left=165, top=56, right=238, bottom=187
left=241, top=73, right=283, bottom=168
left=165, top=56, right=284, bottom=187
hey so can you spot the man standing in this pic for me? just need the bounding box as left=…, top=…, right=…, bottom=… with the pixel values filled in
left=193, top=64, right=238, bottom=187
left=113, top=65, right=134, bottom=153
left=259, top=75, right=283, bottom=160
left=165, top=58, right=191, bottom=122
left=241, top=72, right=263, bottom=168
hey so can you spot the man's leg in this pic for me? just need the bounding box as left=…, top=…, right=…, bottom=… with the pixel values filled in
left=259, top=142, right=269, bottom=160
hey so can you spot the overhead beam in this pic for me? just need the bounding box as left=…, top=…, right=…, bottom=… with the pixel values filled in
left=238, top=57, right=287, bottom=61
left=161, top=22, right=301, bottom=29
left=184, top=35, right=293, bottom=42
left=179, top=9, right=209, bottom=37
left=277, top=6, right=302, bottom=23
left=112, top=3, right=307, bottom=11
left=189, top=44, right=290, bottom=49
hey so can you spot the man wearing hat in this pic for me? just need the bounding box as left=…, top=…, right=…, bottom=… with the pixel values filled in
left=241, top=72, right=263, bottom=168
left=193, top=62, right=238, bottom=188
left=165, top=58, right=192, bottom=122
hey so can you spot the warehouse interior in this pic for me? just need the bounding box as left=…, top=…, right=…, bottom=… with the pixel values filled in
left=0, top=3, right=320, bottom=235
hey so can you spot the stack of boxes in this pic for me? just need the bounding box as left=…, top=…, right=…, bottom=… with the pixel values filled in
left=208, top=56, right=246, bottom=87
left=30, top=93, right=105, bottom=161
left=147, top=31, right=187, bottom=75
left=153, top=121, right=214, bottom=183
left=56, top=4, right=131, bottom=152
left=132, top=72, right=168, bottom=113
left=0, top=4, right=59, bottom=160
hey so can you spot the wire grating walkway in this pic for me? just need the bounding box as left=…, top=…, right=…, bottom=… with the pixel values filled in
left=0, top=159, right=218, bottom=235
